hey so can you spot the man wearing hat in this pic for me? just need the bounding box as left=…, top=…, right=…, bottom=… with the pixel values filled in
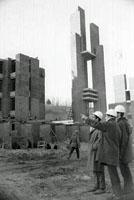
left=115, top=105, right=133, bottom=194
left=81, top=109, right=122, bottom=200
left=87, top=111, right=106, bottom=194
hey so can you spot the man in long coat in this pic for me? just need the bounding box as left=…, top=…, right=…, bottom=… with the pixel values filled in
left=81, top=109, right=122, bottom=200
left=87, top=111, right=106, bottom=194
left=115, top=105, right=133, bottom=194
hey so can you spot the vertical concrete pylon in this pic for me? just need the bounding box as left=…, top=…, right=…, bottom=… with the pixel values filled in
left=2, top=59, right=10, bottom=118
left=71, top=7, right=88, bottom=122
left=90, top=24, right=107, bottom=113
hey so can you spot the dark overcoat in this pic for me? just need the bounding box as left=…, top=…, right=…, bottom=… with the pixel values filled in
left=117, top=117, right=133, bottom=163
left=86, top=118, right=121, bottom=166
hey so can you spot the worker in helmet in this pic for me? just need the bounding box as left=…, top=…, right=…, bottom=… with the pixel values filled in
left=81, top=109, right=122, bottom=200
left=87, top=111, right=106, bottom=194
left=115, top=105, right=133, bottom=194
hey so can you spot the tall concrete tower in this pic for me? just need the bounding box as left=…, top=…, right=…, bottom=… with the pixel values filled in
left=71, top=7, right=107, bottom=122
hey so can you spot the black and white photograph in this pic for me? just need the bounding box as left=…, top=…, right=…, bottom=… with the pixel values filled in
left=0, top=0, right=134, bottom=199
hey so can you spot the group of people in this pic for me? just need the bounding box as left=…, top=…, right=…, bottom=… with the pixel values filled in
left=81, top=105, right=133, bottom=200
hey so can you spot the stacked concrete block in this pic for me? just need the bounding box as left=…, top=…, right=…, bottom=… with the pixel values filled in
left=15, top=54, right=30, bottom=121
left=39, top=68, right=45, bottom=119
left=1, top=59, right=11, bottom=118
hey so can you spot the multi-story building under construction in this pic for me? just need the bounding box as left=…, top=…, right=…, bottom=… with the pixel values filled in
left=0, top=53, right=45, bottom=148
left=0, top=53, right=45, bottom=120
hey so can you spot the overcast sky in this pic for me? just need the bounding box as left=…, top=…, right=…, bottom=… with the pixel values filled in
left=0, top=0, right=134, bottom=105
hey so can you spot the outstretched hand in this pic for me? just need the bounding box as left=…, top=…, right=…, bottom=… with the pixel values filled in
left=81, top=114, right=88, bottom=122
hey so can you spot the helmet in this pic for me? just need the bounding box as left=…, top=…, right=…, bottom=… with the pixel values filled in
left=106, top=109, right=117, bottom=117
left=115, top=105, right=125, bottom=113
left=93, top=111, right=103, bottom=120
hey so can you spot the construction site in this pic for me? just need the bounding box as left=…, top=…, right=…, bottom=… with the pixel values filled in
left=0, top=2, right=134, bottom=200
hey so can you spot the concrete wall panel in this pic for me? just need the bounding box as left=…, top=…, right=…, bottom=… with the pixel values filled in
left=15, top=54, right=29, bottom=97
left=39, top=68, right=45, bottom=103
left=15, top=54, right=29, bottom=120
left=39, top=68, right=45, bottom=119
left=90, top=23, right=99, bottom=54
left=31, top=98, right=39, bottom=119
left=39, top=103, right=45, bottom=119
left=15, top=96, right=29, bottom=121
left=30, top=58, right=39, bottom=99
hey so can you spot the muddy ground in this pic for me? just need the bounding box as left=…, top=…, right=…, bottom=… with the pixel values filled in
left=0, top=143, right=133, bottom=200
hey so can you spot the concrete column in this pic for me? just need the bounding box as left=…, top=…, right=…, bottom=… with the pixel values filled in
left=90, top=24, right=107, bottom=113
left=90, top=23, right=100, bottom=54
left=72, top=34, right=88, bottom=121
left=15, top=54, right=29, bottom=121
left=78, top=7, right=87, bottom=51
left=39, top=68, right=45, bottom=119
left=91, top=45, right=107, bottom=113
left=2, top=59, right=11, bottom=118
left=30, top=57, right=40, bottom=119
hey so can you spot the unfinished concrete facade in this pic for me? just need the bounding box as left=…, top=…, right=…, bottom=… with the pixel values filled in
left=0, top=53, right=45, bottom=120
left=71, top=7, right=107, bottom=121
left=0, top=54, right=45, bottom=148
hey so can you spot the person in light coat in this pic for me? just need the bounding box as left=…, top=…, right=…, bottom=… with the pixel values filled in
left=87, top=111, right=106, bottom=195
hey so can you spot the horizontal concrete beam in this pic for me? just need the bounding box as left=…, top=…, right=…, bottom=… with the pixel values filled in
left=83, top=87, right=98, bottom=94
left=81, top=51, right=96, bottom=61
left=82, top=96, right=98, bottom=102
left=83, top=92, right=98, bottom=98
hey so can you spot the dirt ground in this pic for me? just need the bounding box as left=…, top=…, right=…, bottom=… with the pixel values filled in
left=0, top=143, right=133, bottom=200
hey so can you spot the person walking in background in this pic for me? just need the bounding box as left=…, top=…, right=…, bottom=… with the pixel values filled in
left=115, top=105, right=133, bottom=194
left=87, top=111, right=106, bottom=195
left=81, top=109, right=122, bottom=200
left=68, top=130, right=80, bottom=160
